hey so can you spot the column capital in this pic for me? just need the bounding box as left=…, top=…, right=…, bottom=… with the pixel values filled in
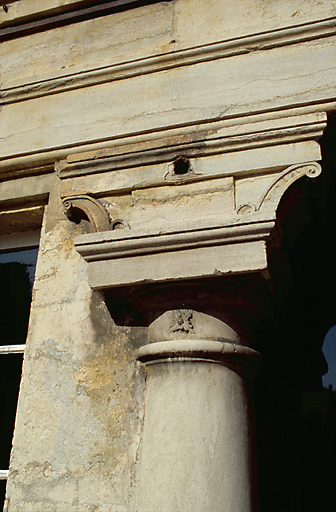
left=138, top=308, right=261, bottom=377
left=105, top=273, right=275, bottom=349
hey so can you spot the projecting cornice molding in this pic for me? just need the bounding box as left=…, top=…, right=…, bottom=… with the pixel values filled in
left=0, top=107, right=328, bottom=180
left=74, top=219, right=275, bottom=289
left=1, top=17, right=335, bottom=104
left=57, top=111, right=326, bottom=181
left=75, top=220, right=275, bottom=262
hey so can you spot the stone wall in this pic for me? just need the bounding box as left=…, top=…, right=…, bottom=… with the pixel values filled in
left=1, top=1, right=335, bottom=510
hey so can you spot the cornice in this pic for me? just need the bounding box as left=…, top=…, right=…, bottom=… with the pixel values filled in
left=57, top=111, right=326, bottom=180
left=75, top=220, right=275, bottom=262
left=1, top=17, right=335, bottom=105
left=0, top=107, right=328, bottom=181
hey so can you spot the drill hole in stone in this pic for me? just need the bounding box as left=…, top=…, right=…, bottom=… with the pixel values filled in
left=111, top=219, right=130, bottom=231
left=173, top=157, right=191, bottom=176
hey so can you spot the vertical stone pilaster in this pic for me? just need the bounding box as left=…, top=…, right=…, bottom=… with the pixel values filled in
left=136, top=309, right=260, bottom=512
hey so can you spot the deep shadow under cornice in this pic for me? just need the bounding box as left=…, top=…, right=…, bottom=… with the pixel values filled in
left=0, top=0, right=171, bottom=41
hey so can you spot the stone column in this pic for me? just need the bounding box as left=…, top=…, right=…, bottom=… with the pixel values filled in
left=136, top=309, right=260, bottom=512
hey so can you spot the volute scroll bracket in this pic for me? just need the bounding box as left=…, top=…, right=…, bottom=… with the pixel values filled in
left=236, top=161, right=322, bottom=217
left=62, top=194, right=130, bottom=233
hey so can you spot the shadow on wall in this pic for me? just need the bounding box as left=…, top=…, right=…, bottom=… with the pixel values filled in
left=323, top=326, right=336, bottom=389
left=254, top=118, right=336, bottom=512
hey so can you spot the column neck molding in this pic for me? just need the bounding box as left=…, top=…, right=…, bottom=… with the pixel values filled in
left=139, top=307, right=262, bottom=377
left=138, top=339, right=261, bottom=375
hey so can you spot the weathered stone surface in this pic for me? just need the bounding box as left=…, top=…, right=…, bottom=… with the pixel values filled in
left=1, top=34, right=335, bottom=161
left=2, top=0, right=335, bottom=94
left=1, top=0, right=335, bottom=511
left=5, top=189, right=145, bottom=511
left=137, top=311, right=260, bottom=512
left=1, top=2, right=174, bottom=90
left=173, top=0, right=336, bottom=48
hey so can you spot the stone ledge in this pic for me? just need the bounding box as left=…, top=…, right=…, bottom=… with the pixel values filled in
left=0, top=104, right=329, bottom=180
left=57, top=111, right=326, bottom=179
left=76, top=237, right=270, bottom=290
left=75, top=220, right=274, bottom=261
left=1, top=16, right=335, bottom=103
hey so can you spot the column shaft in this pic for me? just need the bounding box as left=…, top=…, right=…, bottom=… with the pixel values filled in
left=137, top=357, right=256, bottom=512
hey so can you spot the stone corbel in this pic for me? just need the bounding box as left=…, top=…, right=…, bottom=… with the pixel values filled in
left=62, top=194, right=130, bottom=233
left=63, top=194, right=111, bottom=232
left=237, top=161, right=322, bottom=216
left=258, top=161, right=321, bottom=214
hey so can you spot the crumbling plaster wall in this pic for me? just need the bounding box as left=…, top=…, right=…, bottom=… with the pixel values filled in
left=5, top=186, right=146, bottom=512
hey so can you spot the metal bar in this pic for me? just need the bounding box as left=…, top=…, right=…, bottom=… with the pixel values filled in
left=0, top=470, right=9, bottom=480
left=0, top=344, right=25, bottom=354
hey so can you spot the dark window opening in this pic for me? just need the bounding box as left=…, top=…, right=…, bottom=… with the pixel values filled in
left=0, top=248, right=38, bottom=508
left=322, top=326, right=336, bottom=390
left=255, top=118, right=336, bottom=512
left=0, top=354, right=24, bottom=469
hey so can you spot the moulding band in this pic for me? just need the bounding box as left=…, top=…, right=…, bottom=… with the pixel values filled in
left=138, top=339, right=261, bottom=372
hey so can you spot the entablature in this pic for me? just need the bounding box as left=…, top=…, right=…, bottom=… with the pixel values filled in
left=58, top=110, right=325, bottom=222
left=57, top=109, right=326, bottom=289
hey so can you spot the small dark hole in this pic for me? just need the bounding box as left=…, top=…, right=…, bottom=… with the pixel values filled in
left=3, top=5, right=8, bottom=13
left=173, top=158, right=190, bottom=175
left=112, top=221, right=124, bottom=230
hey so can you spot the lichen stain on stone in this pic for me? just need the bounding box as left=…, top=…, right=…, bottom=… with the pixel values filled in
left=74, top=358, right=115, bottom=390
left=70, top=292, right=140, bottom=474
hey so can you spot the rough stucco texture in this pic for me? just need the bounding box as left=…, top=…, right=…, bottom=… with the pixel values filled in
left=5, top=192, right=145, bottom=512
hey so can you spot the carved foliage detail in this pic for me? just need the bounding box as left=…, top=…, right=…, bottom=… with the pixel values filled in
left=170, top=310, right=194, bottom=333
